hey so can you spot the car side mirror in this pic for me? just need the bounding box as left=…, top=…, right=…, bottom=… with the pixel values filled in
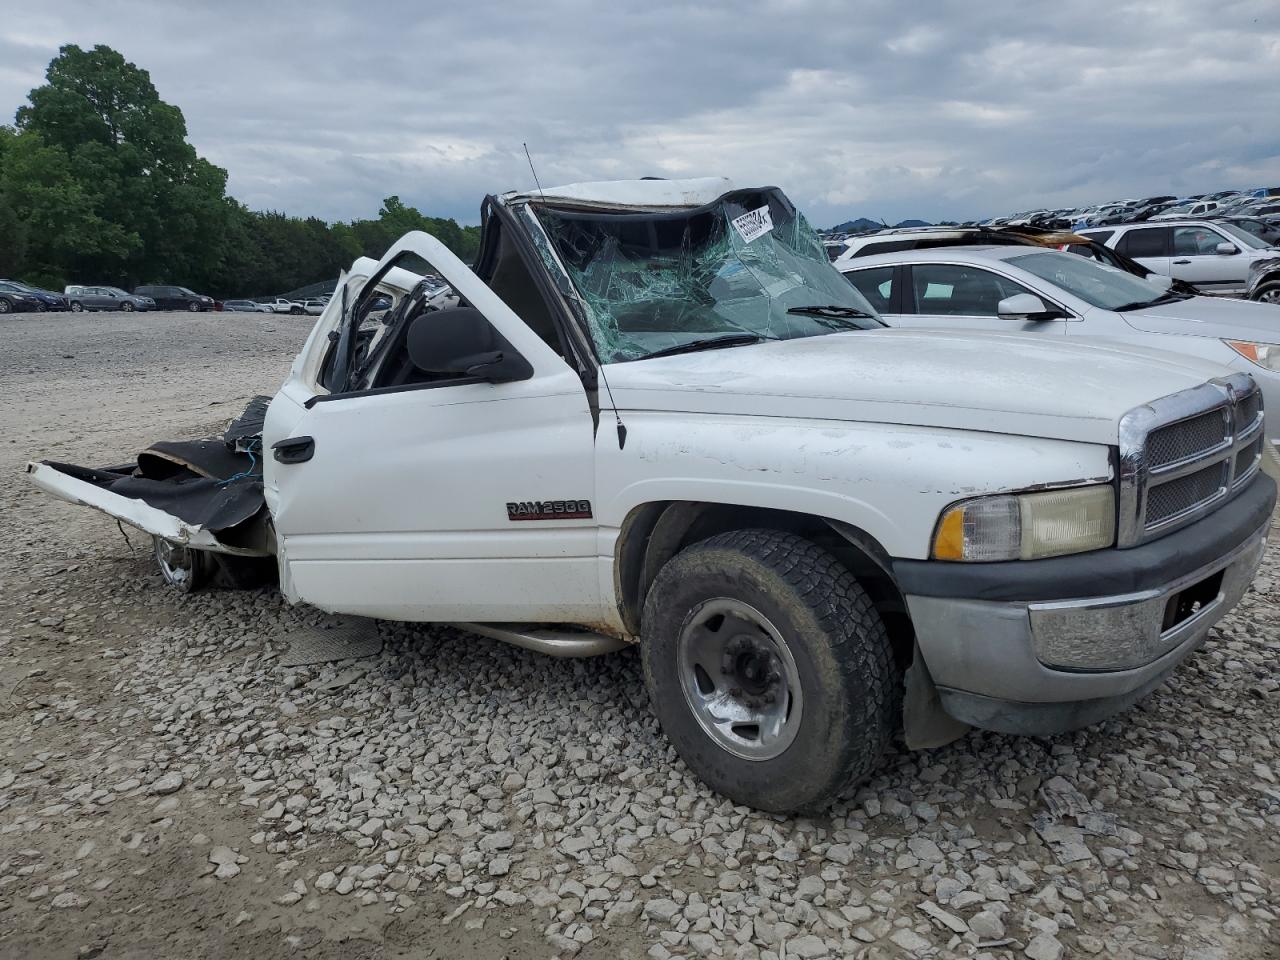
left=1216, top=242, right=1239, bottom=256
left=997, top=293, right=1061, bottom=321
left=406, top=307, right=533, bottom=384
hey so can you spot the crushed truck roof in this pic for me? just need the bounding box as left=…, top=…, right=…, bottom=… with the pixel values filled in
left=501, top=176, right=737, bottom=211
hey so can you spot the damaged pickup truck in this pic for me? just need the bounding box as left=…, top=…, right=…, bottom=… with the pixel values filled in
left=28, top=177, right=1275, bottom=813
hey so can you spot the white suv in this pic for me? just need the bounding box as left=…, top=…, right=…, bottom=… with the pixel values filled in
left=1080, top=220, right=1280, bottom=295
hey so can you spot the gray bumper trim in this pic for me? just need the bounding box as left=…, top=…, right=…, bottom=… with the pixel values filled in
left=906, top=521, right=1267, bottom=729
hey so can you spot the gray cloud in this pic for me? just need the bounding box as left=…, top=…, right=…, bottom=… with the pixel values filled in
left=1, top=0, right=1278, bottom=226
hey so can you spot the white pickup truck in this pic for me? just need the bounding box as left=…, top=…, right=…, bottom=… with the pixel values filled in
left=28, top=178, right=1275, bottom=812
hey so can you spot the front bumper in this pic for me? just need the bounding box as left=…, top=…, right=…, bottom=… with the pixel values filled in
left=897, top=473, right=1274, bottom=735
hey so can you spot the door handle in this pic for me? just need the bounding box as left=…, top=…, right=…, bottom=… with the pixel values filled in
left=1173, top=259, right=1192, bottom=264
left=272, top=436, right=315, bottom=464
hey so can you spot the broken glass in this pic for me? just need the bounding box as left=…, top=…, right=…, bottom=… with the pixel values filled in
left=531, top=188, right=882, bottom=363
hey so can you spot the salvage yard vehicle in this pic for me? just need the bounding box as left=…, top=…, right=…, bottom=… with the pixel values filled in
left=1078, top=220, right=1279, bottom=296
left=133, top=284, right=215, bottom=311
left=0, top=280, right=68, bottom=311
left=64, top=285, right=155, bottom=312
left=27, top=177, right=1275, bottom=813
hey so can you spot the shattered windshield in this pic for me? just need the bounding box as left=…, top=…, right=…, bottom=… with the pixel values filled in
left=533, top=188, right=882, bottom=363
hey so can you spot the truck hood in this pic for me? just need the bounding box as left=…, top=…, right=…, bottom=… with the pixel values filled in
left=1118, top=295, right=1280, bottom=342
left=603, top=328, right=1234, bottom=445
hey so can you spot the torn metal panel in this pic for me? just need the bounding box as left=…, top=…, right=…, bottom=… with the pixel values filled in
left=26, top=461, right=265, bottom=556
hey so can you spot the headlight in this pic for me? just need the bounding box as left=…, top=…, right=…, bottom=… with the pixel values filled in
left=933, top=484, right=1116, bottom=561
left=1226, top=340, right=1280, bottom=372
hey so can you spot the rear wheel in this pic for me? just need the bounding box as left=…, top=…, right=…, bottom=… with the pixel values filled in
left=69, top=301, right=83, bottom=313
left=1254, top=282, right=1280, bottom=306
left=641, top=529, right=900, bottom=813
left=153, top=537, right=211, bottom=592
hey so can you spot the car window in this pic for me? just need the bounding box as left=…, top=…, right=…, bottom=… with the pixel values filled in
left=1173, top=226, right=1228, bottom=256
left=844, top=267, right=895, bottom=312
left=1007, top=251, right=1172, bottom=310
left=1081, top=230, right=1113, bottom=244
left=1115, top=228, right=1169, bottom=258
left=909, top=264, right=1034, bottom=317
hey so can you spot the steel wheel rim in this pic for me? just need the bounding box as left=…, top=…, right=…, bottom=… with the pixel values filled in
left=155, top=539, right=193, bottom=587
left=676, top=597, right=802, bottom=761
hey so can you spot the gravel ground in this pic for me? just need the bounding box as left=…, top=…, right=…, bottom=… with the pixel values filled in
left=1, top=309, right=1278, bottom=960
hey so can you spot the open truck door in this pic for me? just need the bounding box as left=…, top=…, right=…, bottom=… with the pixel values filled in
left=262, top=231, right=603, bottom=624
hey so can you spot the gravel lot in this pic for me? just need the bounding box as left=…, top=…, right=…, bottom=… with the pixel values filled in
left=1, top=309, right=1278, bottom=960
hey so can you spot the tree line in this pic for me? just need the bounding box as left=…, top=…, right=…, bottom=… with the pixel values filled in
left=0, top=44, right=481, bottom=297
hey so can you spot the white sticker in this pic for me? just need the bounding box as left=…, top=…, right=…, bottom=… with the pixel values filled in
left=731, top=204, right=774, bottom=244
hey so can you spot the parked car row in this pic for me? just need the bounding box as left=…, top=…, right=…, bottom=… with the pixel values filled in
left=977, top=186, right=1280, bottom=232
left=1, top=282, right=340, bottom=316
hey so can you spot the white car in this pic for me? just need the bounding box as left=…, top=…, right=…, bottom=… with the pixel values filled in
left=266, top=298, right=307, bottom=315
left=837, top=245, right=1280, bottom=470
left=25, top=178, right=1274, bottom=813
left=1079, top=220, right=1280, bottom=296
left=1151, top=200, right=1221, bottom=220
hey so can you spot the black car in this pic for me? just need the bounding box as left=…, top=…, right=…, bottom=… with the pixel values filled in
left=133, top=285, right=216, bottom=312
left=0, top=280, right=69, bottom=311
left=0, top=282, right=43, bottom=314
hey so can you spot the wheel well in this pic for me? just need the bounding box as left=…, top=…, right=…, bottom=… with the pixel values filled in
left=617, top=502, right=914, bottom=670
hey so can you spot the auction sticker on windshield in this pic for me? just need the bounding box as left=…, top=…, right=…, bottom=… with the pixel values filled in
left=731, top=205, right=774, bottom=244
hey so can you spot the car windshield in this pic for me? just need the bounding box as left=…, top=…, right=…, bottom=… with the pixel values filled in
left=1006, top=251, right=1178, bottom=310
left=532, top=188, right=882, bottom=363
left=103, top=286, right=129, bottom=296
left=1214, top=222, right=1274, bottom=250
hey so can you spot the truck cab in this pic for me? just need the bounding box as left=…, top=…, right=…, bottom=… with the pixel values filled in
left=30, top=178, right=1275, bottom=812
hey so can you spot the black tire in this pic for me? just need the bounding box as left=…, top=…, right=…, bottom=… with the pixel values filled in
left=1253, top=282, right=1280, bottom=306
left=0, top=298, right=10, bottom=314
left=188, top=301, right=201, bottom=312
left=290, top=305, right=303, bottom=315
left=120, top=300, right=134, bottom=312
left=69, top=301, right=83, bottom=313
left=641, top=528, right=899, bottom=813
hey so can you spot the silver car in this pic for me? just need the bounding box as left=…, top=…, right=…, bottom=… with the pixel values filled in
left=64, top=285, right=155, bottom=312
left=1079, top=220, right=1280, bottom=296
left=838, top=245, right=1280, bottom=472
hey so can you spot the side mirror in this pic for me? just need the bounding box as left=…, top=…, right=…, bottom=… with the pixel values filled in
left=998, top=293, right=1060, bottom=321
left=1216, top=242, right=1239, bottom=256
left=406, top=307, right=533, bottom=384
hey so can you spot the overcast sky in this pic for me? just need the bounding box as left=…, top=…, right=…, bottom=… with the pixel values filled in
left=1, top=0, right=1278, bottom=227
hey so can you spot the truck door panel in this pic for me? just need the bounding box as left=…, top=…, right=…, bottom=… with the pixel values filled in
left=265, top=232, right=602, bottom=624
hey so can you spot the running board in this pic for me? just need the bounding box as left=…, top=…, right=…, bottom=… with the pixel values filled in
left=455, top=623, right=629, bottom=658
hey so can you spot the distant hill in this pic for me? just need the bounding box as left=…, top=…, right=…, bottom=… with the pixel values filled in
left=827, top=217, right=934, bottom=233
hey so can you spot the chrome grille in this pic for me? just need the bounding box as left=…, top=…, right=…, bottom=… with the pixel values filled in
left=1118, top=375, right=1264, bottom=547
left=1234, top=435, right=1263, bottom=485
left=1145, top=462, right=1228, bottom=525
left=1147, top=410, right=1228, bottom=469
left=1238, top=391, right=1261, bottom=431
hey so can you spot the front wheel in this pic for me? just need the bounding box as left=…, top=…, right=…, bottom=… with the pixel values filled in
left=641, top=529, right=899, bottom=813
left=187, top=301, right=200, bottom=312
left=153, top=537, right=210, bottom=592
left=1253, top=283, right=1280, bottom=306
left=120, top=301, right=134, bottom=312
left=0, top=299, right=10, bottom=314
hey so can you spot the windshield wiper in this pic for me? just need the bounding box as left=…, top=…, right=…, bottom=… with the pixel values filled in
left=635, top=333, right=768, bottom=360
left=1113, top=291, right=1192, bottom=312
left=787, top=304, right=876, bottom=319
